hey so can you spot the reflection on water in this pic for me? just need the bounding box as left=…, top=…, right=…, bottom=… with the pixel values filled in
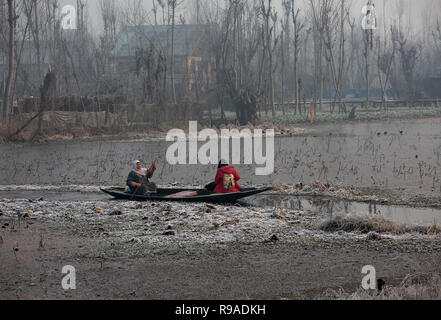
left=244, top=195, right=441, bottom=227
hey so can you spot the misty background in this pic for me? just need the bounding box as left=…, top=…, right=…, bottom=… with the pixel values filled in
left=1, top=0, right=441, bottom=135
left=73, top=0, right=439, bottom=36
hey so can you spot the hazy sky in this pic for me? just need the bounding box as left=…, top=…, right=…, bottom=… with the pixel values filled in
left=59, top=0, right=440, bottom=36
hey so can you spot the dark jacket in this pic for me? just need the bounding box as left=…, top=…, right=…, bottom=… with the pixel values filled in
left=126, top=171, right=152, bottom=194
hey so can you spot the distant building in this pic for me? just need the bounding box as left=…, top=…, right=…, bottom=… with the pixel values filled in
left=113, top=24, right=214, bottom=92
left=422, top=69, right=441, bottom=99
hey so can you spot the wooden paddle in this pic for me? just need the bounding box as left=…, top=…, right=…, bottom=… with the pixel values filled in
left=148, top=158, right=158, bottom=176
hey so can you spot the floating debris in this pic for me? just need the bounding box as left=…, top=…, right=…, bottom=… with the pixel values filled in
left=366, top=231, right=382, bottom=241
left=110, top=210, right=123, bottom=216
left=94, top=207, right=102, bottom=213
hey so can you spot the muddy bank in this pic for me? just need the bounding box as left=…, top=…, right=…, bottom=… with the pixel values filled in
left=2, top=118, right=441, bottom=198
left=1, top=198, right=440, bottom=299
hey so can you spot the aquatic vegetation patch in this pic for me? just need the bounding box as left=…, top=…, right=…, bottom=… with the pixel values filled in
left=319, top=214, right=432, bottom=235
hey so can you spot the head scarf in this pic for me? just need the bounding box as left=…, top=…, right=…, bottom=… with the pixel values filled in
left=132, top=160, right=147, bottom=176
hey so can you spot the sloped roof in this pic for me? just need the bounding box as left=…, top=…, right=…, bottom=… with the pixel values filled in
left=114, top=24, right=209, bottom=58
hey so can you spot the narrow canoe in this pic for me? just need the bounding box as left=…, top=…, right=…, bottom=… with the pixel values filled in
left=100, top=187, right=272, bottom=203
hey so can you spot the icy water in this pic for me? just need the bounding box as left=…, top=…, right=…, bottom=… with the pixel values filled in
left=0, top=190, right=107, bottom=201
left=1, top=118, right=441, bottom=195
left=245, top=194, right=441, bottom=227
left=1, top=190, right=439, bottom=227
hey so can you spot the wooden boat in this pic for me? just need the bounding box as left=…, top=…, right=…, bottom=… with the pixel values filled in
left=100, top=187, right=272, bottom=203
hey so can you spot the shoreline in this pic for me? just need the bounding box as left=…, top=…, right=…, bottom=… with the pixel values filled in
left=2, top=181, right=441, bottom=209
left=2, top=113, right=441, bottom=146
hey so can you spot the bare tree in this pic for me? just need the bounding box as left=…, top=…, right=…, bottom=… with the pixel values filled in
left=280, top=26, right=285, bottom=115
left=396, top=29, right=422, bottom=101
left=11, top=1, right=33, bottom=108
left=98, top=0, right=118, bottom=75
left=2, top=0, right=16, bottom=123
left=309, top=0, right=325, bottom=112
left=168, top=0, right=184, bottom=104
left=291, top=0, right=304, bottom=115
left=229, top=0, right=240, bottom=92
left=377, top=26, right=396, bottom=111
left=152, top=0, right=158, bottom=25
left=363, top=1, right=376, bottom=110
left=346, top=11, right=359, bottom=91
left=433, top=19, right=441, bottom=64
left=280, top=0, right=291, bottom=115
left=30, top=67, right=56, bottom=141
left=202, top=0, right=260, bottom=125
left=322, top=0, right=347, bottom=113
left=23, top=0, right=43, bottom=83
left=260, top=0, right=277, bottom=118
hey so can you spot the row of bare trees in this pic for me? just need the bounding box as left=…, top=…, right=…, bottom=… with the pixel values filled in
left=0, top=0, right=98, bottom=123
left=1, top=0, right=441, bottom=125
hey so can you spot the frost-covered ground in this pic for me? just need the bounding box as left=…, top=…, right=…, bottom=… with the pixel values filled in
left=0, top=197, right=316, bottom=245
left=1, top=182, right=441, bottom=300
left=1, top=195, right=441, bottom=299
left=1, top=194, right=439, bottom=246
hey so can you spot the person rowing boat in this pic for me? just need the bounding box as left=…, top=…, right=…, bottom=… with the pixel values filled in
left=126, top=159, right=157, bottom=195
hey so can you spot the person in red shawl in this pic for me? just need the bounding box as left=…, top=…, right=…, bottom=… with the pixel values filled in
left=213, top=159, right=242, bottom=193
